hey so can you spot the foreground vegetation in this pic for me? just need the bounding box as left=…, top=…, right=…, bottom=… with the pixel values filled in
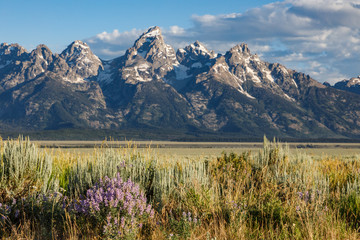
left=0, top=137, right=360, bottom=239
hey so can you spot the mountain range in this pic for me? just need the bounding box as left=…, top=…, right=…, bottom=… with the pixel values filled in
left=1, top=26, right=360, bottom=139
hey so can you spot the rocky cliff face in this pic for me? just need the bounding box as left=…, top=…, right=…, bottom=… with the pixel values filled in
left=332, top=76, right=360, bottom=95
left=1, top=26, right=360, bottom=138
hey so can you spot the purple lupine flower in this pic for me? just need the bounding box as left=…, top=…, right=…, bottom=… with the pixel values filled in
left=121, top=216, right=125, bottom=228
left=305, top=191, right=309, bottom=203
left=71, top=174, right=153, bottom=238
left=298, top=192, right=303, bottom=199
left=150, top=209, right=155, bottom=218
left=145, top=204, right=151, bottom=214
left=15, top=209, right=20, bottom=218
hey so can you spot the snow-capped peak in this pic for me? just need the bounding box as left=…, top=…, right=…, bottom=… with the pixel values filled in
left=72, top=40, right=90, bottom=49
left=349, top=77, right=360, bottom=85
left=61, top=40, right=93, bottom=58
left=60, top=40, right=100, bottom=63
left=128, top=26, right=175, bottom=64
left=0, top=43, right=27, bottom=57
left=59, top=40, right=102, bottom=80
left=186, top=41, right=216, bottom=58
left=229, top=43, right=251, bottom=56
left=191, top=41, right=209, bottom=54
left=134, top=26, right=163, bottom=45
left=141, top=26, right=161, bottom=39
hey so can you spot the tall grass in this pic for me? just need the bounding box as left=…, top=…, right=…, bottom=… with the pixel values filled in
left=65, top=145, right=212, bottom=209
left=0, top=137, right=359, bottom=239
left=0, top=137, right=57, bottom=202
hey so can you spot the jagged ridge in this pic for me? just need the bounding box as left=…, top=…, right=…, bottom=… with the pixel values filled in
left=0, top=26, right=360, bottom=139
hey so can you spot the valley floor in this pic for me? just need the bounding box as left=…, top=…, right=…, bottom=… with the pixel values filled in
left=36, top=140, right=360, bottom=157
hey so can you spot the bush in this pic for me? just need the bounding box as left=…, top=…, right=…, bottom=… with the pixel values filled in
left=71, top=173, right=154, bottom=239
left=0, top=192, right=66, bottom=239
left=0, top=137, right=56, bottom=202
left=338, top=192, right=360, bottom=229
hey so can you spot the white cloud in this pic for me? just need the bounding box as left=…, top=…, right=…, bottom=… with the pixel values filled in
left=166, top=26, right=186, bottom=36
left=84, top=28, right=145, bottom=60
left=95, top=28, right=144, bottom=44
left=84, top=0, right=360, bottom=83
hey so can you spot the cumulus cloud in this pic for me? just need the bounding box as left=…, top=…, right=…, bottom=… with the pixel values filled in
left=85, top=0, right=360, bottom=83
left=85, top=28, right=145, bottom=58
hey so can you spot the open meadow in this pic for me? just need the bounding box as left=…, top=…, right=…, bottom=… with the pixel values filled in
left=35, top=140, right=360, bottom=157
left=1, top=137, right=360, bottom=239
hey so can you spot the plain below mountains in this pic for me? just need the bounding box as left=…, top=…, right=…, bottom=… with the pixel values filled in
left=0, top=26, right=360, bottom=140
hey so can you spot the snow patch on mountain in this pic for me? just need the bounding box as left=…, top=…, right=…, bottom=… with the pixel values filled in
left=264, top=69, right=274, bottom=82
left=97, top=63, right=113, bottom=83
left=292, top=79, right=298, bottom=88
left=0, top=60, right=12, bottom=69
left=191, top=62, right=202, bottom=68
left=174, top=64, right=191, bottom=80
left=63, top=76, right=86, bottom=83
left=143, top=27, right=161, bottom=38
left=245, top=66, right=261, bottom=83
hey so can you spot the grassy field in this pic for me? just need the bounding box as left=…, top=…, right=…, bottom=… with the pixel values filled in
left=1, top=137, right=360, bottom=239
left=37, top=140, right=360, bottom=157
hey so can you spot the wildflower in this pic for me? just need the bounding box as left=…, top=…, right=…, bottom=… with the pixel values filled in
left=298, top=192, right=303, bottom=199
left=71, top=174, right=154, bottom=238
left=305, top=191, right=309, bottom=203
left=121, top=216, right=125, bottom=228
left=15, top=209, right=20, bottom=218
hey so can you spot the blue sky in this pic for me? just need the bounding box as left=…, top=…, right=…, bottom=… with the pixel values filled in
left=0, top=0, right=273, bottom=51
left=1, top=0, right=360, bottom=83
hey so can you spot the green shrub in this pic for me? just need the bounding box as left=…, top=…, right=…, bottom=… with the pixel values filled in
left=338, top=191, right=360, bottom=229
left=0, top=192, right=66, bottom=239
left=0, top=137, right=56, bottom=202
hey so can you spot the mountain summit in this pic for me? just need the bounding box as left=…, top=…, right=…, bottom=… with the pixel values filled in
left=0, top=26, right=359, bottom=139
left=332, top=76, right=360, bottom=95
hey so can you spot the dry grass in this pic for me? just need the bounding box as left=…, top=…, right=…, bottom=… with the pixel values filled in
left=1, top=137, right=360, bottom=239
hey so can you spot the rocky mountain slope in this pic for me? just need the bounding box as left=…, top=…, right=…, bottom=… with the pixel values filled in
left=1, top=26, right=360, bottom=139
left=330, top=76, right=360, bottom=95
